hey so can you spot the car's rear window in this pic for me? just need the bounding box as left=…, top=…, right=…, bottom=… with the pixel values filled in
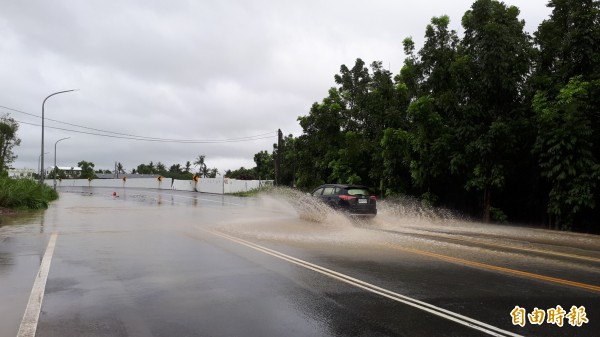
left=323, top=187, right=336, bottom=195
left=347, top=188, right=370, bottom=196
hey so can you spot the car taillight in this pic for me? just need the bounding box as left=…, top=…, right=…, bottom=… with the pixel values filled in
left=370, top=195, right=377, bottom=201
left=339, top=195, right=356, bottom=201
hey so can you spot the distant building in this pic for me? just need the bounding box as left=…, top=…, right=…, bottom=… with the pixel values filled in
left=46, top=166, right=82, bottom=178
left=8, top=168, right=36, bottom=179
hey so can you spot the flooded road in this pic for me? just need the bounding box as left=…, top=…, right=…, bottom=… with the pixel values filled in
left=0, top=187, right=598, bottom=337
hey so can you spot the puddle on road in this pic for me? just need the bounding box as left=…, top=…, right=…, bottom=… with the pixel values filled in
left=0, top=210, right=46, bottom=240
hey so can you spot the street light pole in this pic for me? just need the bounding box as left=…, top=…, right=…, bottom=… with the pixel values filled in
left=40, top=89, right=77, bottom=185
left=53, top=137, right=71, bottom=190
left=38, top=152, right=49, bottom=178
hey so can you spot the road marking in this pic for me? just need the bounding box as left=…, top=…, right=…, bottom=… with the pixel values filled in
left=383, top=242, right=600, bottom=293
left=17, top=233, right=58, bottom=337
left=393, top=228, right=600, bottom=263
left=206, top=229, right=523, bottom=337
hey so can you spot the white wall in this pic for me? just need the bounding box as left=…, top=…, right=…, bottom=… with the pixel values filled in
left=45, top=177, right=271, bottom=194
left=172, top=178, right=224, bottom=194
left=47, top=178, right=171, bottom=190
left=224, top=179, right=272, bottom=193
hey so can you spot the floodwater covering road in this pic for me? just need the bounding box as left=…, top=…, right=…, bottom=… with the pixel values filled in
left=0, top=187, right=598, bottom=337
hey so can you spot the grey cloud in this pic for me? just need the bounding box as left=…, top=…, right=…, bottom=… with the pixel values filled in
left=1, top=0, right=550, bottom=173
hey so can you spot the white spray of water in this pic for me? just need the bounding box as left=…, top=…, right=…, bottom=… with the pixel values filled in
left=213, top=187, right=600, bottom=265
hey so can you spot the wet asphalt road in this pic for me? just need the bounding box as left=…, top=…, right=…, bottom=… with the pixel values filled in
left=0, top=187, right=599, bottom=337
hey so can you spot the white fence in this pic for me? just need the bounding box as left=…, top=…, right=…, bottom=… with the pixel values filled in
left=45, top=178, right=272, bottom=194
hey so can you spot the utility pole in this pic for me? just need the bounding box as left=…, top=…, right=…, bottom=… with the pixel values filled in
left=275, top=129, right=282, bottom=186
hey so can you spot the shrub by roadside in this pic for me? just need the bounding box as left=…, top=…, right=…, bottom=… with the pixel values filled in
left=0, top=178, right=59, bottom=210
left=228, top=185, right=274, bottom=197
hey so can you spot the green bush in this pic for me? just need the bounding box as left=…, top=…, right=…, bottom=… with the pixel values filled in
left=0, top=177, right=59, bottom=210
left=228, top=185, right=274, bottom=197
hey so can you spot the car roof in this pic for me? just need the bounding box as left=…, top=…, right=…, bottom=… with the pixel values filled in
left=316, top=184, right=368, bottom=189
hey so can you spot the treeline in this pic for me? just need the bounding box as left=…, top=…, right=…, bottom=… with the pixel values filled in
left=132, top=155, right=220, bottom=179
left=74, top=155, right=220, bottom=180
left=252, top=0, right=600, bottom=231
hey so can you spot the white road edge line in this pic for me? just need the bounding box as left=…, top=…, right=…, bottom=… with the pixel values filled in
left=17, top=233, right=58, bottom=337
left=207, top=229, right=523, bottom=337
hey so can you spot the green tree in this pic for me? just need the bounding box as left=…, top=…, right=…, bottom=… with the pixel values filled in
left=390, top=15, right=460, bottom=201
left=0, top=114, right=21, bottom=173
left=253, top=150, right=273, bottom=179
left=452, top=0, right=534, bottom=222
left=156, top=161, right=166, bottom=174
left=77, top=160, right=96, bottom=179
left=533, top=77, right=600, bottom=229
left=208, top=168, right=219, bottom=178
left=334, top=58, right=371, bottom=132
left=225, top=167, right=256, bottom=180
left=534, top=0, right=600, bottom=89
left=194, top=155, right=206, bottom=176
left=532, top=0, right=600, bottom=229
left=276, top=134, right=299, bottom=186
left=169, top=164, right=182, bottom=173
left=136, top=164, right=150, bottom=174
left=296, top=88, right=344, bottom=188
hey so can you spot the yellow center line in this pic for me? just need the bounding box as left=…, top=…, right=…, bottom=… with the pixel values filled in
left=400, top=228, right=600, bottom=264
left=384, top=243, right=600, bottom=293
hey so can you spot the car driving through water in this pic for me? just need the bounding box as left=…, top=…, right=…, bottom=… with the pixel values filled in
left=311, top=184, right=377, bottom=216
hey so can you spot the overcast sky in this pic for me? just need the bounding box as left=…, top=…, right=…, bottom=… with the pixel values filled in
left=1, top=0, right=551, bottom=174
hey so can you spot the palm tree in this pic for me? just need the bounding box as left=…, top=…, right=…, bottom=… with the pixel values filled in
left=193, top=155, right=206, bottom=176
left=117, top=162, right=125, bottom=174
left=200, top=166, right=210, bottom=178
left=209, top=168, right=219, bottom=178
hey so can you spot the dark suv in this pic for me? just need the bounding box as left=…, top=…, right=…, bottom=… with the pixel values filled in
left=311, top=184, right=377, bottom=216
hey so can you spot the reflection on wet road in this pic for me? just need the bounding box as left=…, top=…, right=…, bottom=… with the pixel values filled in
left=0, top=187, right=598, bottom=337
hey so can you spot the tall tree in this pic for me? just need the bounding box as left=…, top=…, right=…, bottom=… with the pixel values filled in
left=296, top=88, right=344, bottom=188
left=136, top=164, right=149, bottom=174
left=77, top=160, right=96, bottom=179
left=253, top=150, right=273, bottom=179
left=193, top=155, right=206, bottom=176
left=334, top=58, right=371, bottom=132
left=533, top=77, right=600, bottom=229
left=0, top=114, right=20, bottom=173
left=391, top=16, right=460, bottom=201
left=156, top=161, right=166, bottom=174
left=452, top=0, right=533, bottom=222
left=208, top=168, right=219, bottom=178
left=169, top=164, right=182, bottom=173
left=532, top=0, right=600, bottom=229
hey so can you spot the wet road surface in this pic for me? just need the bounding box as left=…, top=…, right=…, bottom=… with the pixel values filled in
left=0, top=187, right=599, bottom=337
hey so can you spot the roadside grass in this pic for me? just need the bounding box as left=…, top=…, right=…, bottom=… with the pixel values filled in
left=0, top=177, right=59, bottom=210
left=228, top=185, right=274, bottom=197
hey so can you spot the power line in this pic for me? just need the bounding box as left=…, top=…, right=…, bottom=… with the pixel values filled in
left=1, top=104, right=275, bottom=142
left=15, top=120, right=276, bottom=144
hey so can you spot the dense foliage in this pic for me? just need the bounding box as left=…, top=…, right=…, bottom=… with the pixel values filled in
left=0, top=177, right=58, bottom=209
left=131, top=157, right=218, bottom=180
left=0, top=114, right=21, bottom=173
left=253, top=0, right=600, bottom=231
